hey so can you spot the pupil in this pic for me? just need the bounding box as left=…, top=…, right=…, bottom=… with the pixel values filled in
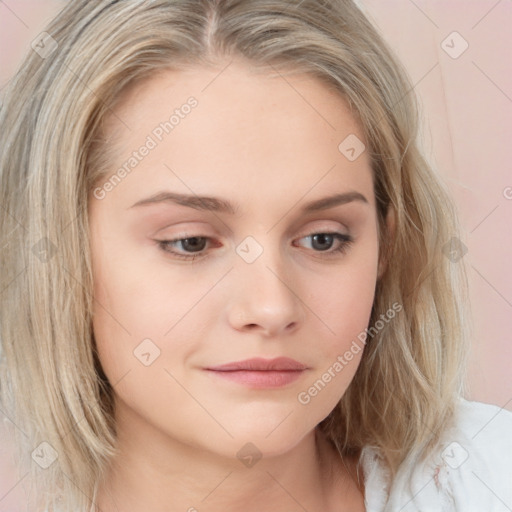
left=312, top=234, right=333, bottom=251
left=183, top=237, right=206, bottom=252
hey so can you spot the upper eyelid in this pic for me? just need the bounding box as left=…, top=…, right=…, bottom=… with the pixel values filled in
left=157, top=219, right=350, bottom=238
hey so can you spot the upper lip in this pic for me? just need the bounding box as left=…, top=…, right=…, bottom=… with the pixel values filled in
left=205, top=357, right=307, bottom=371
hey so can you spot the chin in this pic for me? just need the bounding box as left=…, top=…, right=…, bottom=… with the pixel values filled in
left=212, top=421, right=316, bottom=461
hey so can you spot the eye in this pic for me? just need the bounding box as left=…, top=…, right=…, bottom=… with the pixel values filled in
left=157, top=236, right=212, bottom=261
left=293, top=232, right=353, bottom=257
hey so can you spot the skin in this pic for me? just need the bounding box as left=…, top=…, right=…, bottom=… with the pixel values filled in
left=89, top=58, right=388, bottom=512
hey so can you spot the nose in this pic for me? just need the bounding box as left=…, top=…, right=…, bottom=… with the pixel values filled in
left=226, top=245, right=305, bottom=337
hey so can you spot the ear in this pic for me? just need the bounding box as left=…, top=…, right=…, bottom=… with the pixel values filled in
left=377, top=206, right=396, bottom=280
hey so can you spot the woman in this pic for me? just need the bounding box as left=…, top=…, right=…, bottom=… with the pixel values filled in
left=0, top=1, right=510, bottom=511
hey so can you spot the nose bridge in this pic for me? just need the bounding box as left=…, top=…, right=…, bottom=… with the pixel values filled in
left=227, top=233, right=304, bottom=334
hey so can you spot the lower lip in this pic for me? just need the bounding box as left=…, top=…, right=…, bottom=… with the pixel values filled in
left=204, top=369, right=305, bottom=389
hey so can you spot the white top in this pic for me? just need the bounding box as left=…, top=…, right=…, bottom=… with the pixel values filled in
left=360, top=398, right=512, bottom=511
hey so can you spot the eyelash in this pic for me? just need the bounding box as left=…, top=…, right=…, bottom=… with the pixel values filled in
left=156, top=232, right=353, bottom=261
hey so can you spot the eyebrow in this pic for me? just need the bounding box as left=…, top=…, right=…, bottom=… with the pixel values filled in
left=128, top=190, right=368, bottom=214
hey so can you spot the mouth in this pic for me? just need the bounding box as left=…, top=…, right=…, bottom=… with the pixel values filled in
left=203, top=357, right=308, bottom=389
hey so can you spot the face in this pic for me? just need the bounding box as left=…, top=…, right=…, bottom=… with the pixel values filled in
left=88, top=60, right=380, bottom=461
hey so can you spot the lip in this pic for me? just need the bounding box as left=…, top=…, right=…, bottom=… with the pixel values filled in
left=203, top=357, right=308, bottom=389
left=205, top=357, right=307, bottom=371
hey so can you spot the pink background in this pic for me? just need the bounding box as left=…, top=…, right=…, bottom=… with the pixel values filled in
left=1, top=1, right=511, bottom=509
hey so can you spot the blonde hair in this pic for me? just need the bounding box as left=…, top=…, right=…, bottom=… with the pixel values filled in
left=0, top=0, right=470, bottom=510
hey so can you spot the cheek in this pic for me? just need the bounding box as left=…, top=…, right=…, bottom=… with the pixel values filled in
left=288, top=232, right=379, bottom=414
left=89, top=232, right=215, bottom=387
left=311, top=235, right=379, bottom=354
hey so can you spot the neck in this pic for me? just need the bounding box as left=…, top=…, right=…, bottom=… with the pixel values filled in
left=94, top=406, right=359, bottom=511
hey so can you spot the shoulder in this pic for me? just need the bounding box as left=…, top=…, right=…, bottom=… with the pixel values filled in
left=438, top=398, right=512, bottom=509
left=361, top=398, right=512, bottom=512
left=445, top=398, right=512, bottom=484
left=453, top=396, right=512, bottom=437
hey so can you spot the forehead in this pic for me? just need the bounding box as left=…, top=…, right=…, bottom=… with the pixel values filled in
left=95, top=61, right=374, bottom=213
left=108, top=60, right=365, bottom=143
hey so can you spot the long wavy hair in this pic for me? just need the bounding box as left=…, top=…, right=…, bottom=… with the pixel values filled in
left=0, top=0, right=470, bottom=510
